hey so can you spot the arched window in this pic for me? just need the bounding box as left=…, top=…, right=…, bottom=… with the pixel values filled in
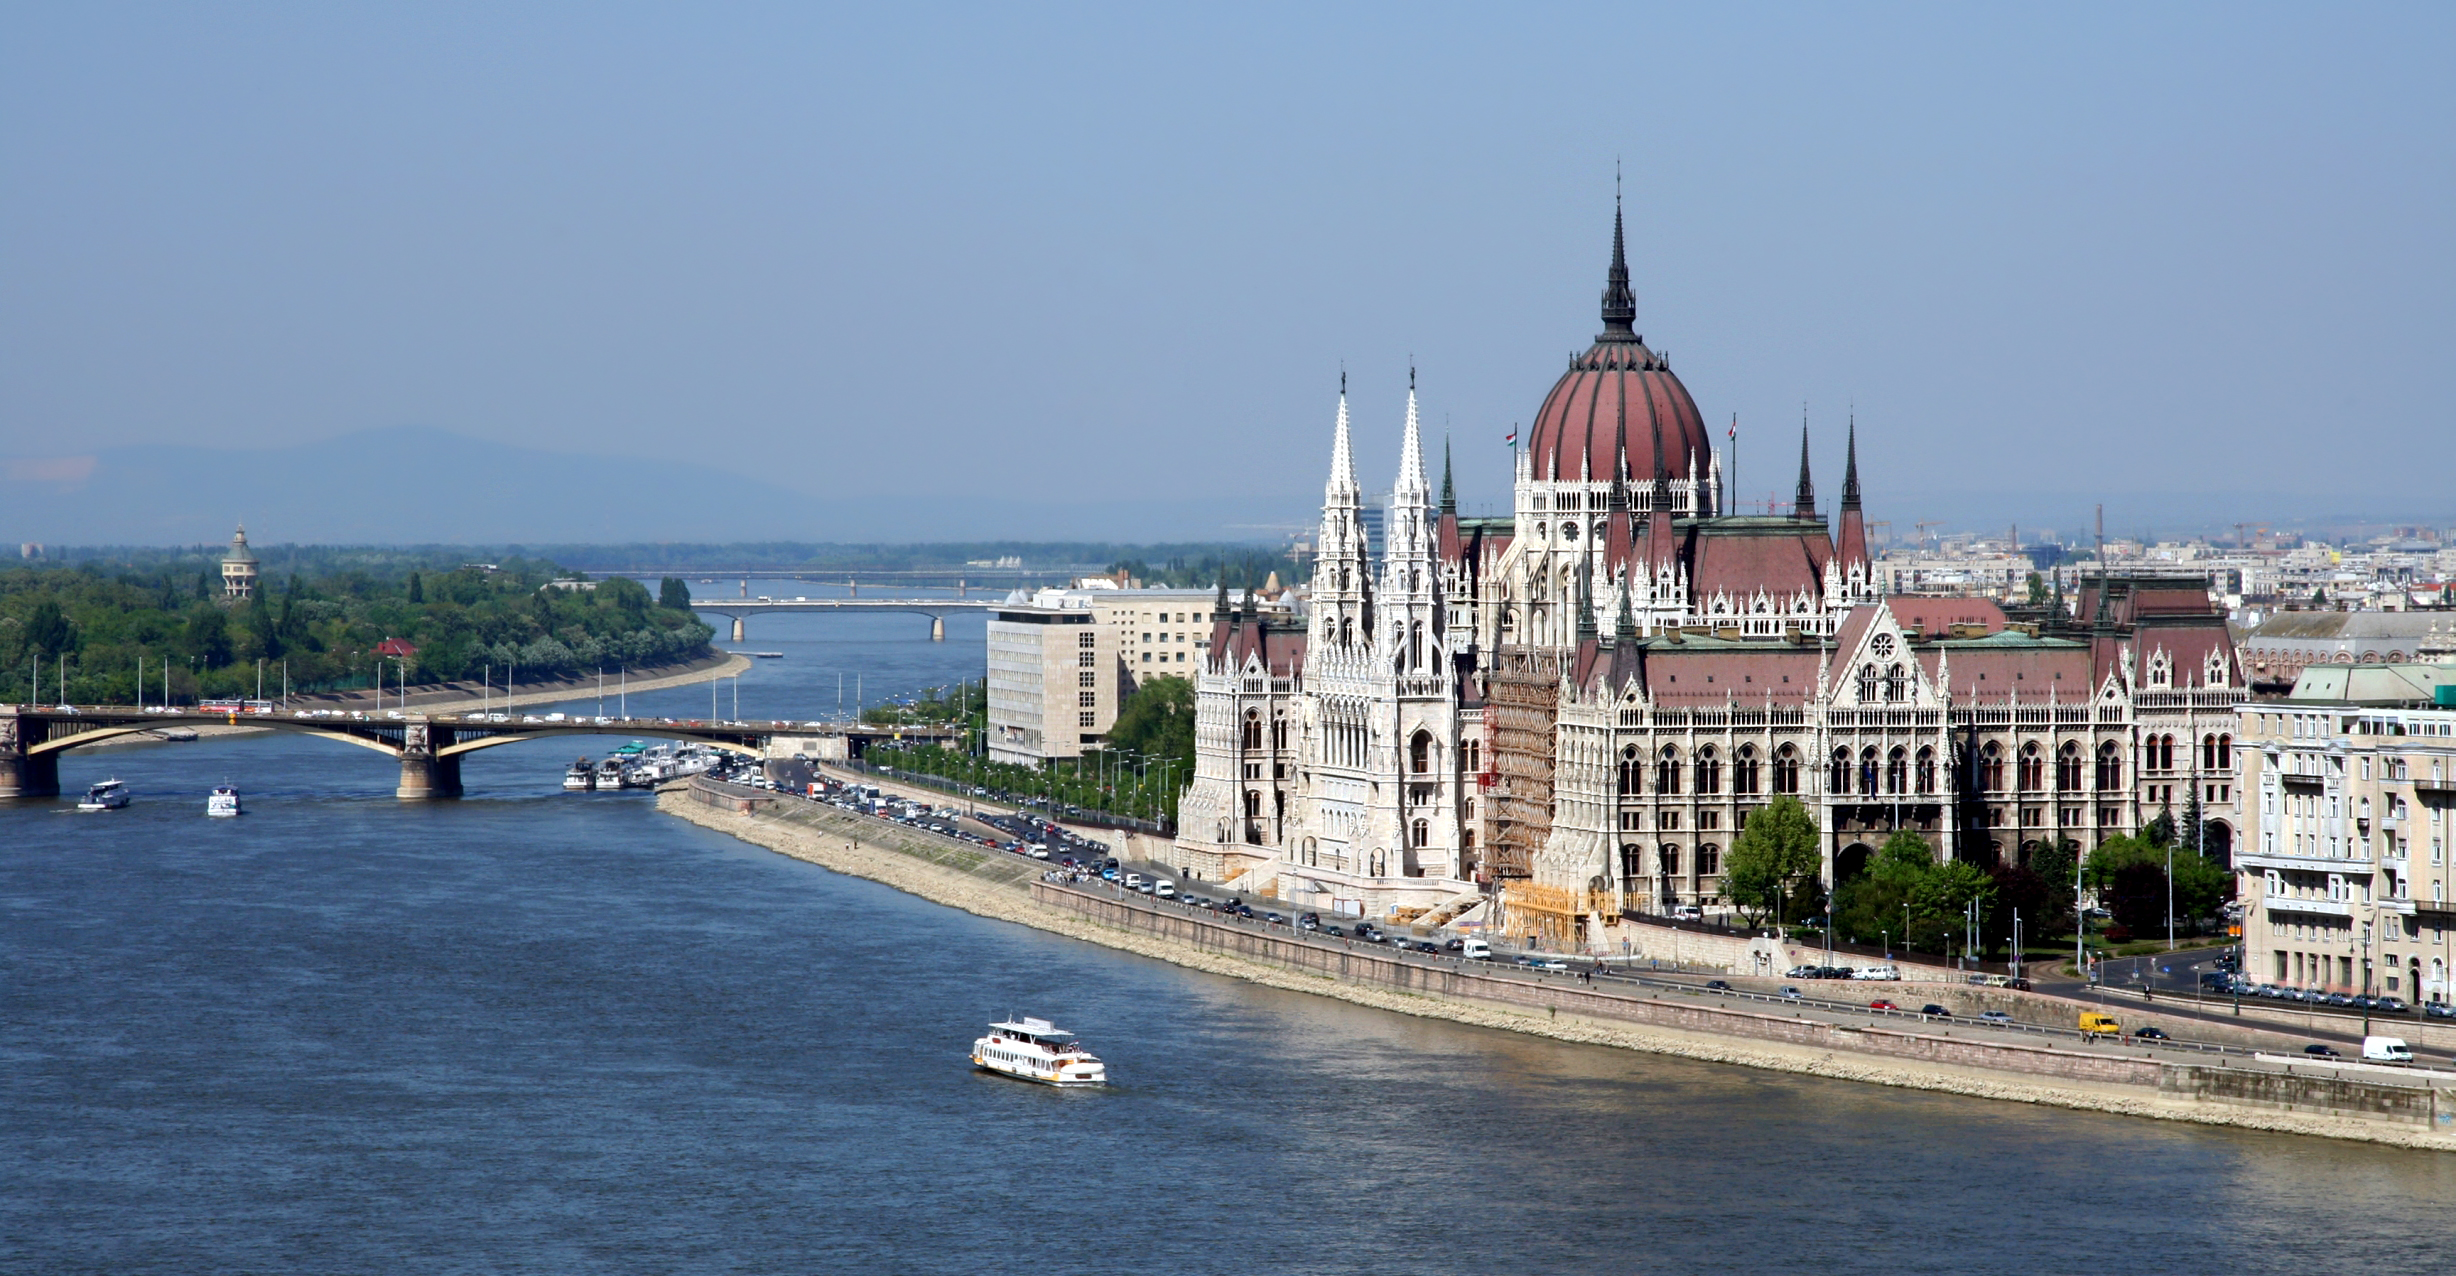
left=1657, top=745, right=1683, bottom=795
left=2217, top=734, right=2232, bottom=770
left=1241, top=711, right=1262, bottom=751
left=2057, top=741, right=2083, bottom=792
left=1411, top=819, right=1428, bottom=849
left=1410, top=730, right=1433, bottom=775
left=1981, top=742, right=2005, bottom=792
left=1886, top=746, right=1908, bottom=795
left=1619, top=843, right=1645, bottom=880
left=1272, top=715, right=1288, bottom=751
left=1658, top=845, right=1681, bottom=877
left=1830, top=748, right=1852, bottom=794
left=1774, top=746, right=1800, bottom=794
left=1915, top=746, right=1936, bottom=794
left=2018, top=742, right=2044, bottom=791
left=1885, top=663, right=1908, bottom=702
left=1860, top=746, right=1879, bottom=796
left=1734, top=745, right=1761, bottom=795
left=2096, top=740, right=2122, bottom=791
left=1243, top=790, right=1261, bottom=818
left=1619, top=744, right=1642, bottom=797
left=2201, top=733, right=2217, bottom=772
left=1697, top=844, right=1721, bottom=877
left=1857, top=664, right=1878, bottom=701
left=1695, top=746, right=1721, bottom=795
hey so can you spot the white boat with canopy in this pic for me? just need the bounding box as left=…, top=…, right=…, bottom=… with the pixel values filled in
left=971, top=1017, right=1106, bottom=1087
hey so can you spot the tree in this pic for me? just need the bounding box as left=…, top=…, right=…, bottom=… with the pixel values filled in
left=2024, top=571, right=2049, bottom=605
left=1106, top=675, right=1196, bottom=783
left=1725, top=795, right=1823, bottom=928
left=660, top=577, right=692, bottom=611
left=406, top=572, right=424, bottom=603
left=22, top=600, right=73, bottom=656
left=184, top=607, right=234, bottom=669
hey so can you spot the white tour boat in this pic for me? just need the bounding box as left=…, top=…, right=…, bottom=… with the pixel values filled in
left=77, top=779, right=131, bottom=811
left=972, top=1017, right=1106, bottom=1087
left=564, top=759, right=596, bottom=791
left=206, top=785, right=243, bottom=817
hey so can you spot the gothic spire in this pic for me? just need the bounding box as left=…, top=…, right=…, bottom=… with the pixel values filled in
left=1841, top=413, right=1862, bottom=512
left=1395, top=371, right=1427, bottom=500
left=1326, top=374, right=1359, bottom=501
left=1793, top=415, right=1818, bottom=520
left=1598, top=185, right=1637, bottom=342
left=1439, top=434, right=1456, bottom=516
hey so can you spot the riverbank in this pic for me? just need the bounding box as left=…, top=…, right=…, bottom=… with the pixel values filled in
left=657, top=783, right=2456, bottom=1152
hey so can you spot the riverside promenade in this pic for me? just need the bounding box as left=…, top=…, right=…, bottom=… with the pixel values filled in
left=660, top=776, right=2456, bottom=1150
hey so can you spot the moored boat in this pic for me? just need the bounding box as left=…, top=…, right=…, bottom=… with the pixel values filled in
left=972, top=1017, right=1106, bottom=1087
left=206, top=785, right=243, bottom=817
left=564, top=759, right=596, bottom=791
left=77, top=779, right=130, bottom=811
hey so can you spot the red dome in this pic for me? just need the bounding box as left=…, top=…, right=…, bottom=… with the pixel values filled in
left=1526, top=340, right=1709, bottom=483
left=1526, top=203, right=1711, bottom=484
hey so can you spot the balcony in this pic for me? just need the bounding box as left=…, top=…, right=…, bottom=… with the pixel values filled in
left=2261, top=896, right=2356, bottom=919
left=2235, top=851, right=2374, bottom=874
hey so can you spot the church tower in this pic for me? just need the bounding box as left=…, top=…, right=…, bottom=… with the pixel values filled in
left=1309, top=379, right=1372, bottom=653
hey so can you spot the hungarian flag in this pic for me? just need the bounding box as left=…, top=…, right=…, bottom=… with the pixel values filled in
left=1503, top=427, right=1518, bottom=446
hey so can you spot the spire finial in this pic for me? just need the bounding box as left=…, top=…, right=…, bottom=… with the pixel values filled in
left=1599, top=183, right=1637, bottom=341
left=1439, top=433, right=1456, bottom=516
left=1793, top=409, right=1818, bottom=519
left=1841, top=411, right=1862, bottom=512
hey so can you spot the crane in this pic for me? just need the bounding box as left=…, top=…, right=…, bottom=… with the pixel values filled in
left=1914, top=520, right=1945, bottom=550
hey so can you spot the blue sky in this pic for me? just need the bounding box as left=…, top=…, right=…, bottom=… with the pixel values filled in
left=3, top=3, right=2449, bottom=544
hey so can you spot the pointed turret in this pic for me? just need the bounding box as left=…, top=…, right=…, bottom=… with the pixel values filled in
left=1792, top=419, right=1818, bottom=520
left=1612, top=574, right=1637, bottom=644
left=1439, top=435, right=1456, bottom=516
left=1598, top=191, right=1638, bottom=343
left=1835, top=414, right=1869, bottom=570
left=1309, top=375, right=1372, bottom=652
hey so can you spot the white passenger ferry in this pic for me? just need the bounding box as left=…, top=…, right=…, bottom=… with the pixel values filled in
left=206, top=785, right=243, bottom=817
left=77, top=779, right=130, bottom=811
left=972, top=1017, right=1106, bottom=1087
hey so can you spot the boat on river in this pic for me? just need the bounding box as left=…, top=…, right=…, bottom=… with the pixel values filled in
left=564, top=760, right=596, bottom=791
left=972, top=1017, right=1106, bottom=1087
left=206, top=785, right=243, bottom=817
left=78, top=779, right=130, bottom=811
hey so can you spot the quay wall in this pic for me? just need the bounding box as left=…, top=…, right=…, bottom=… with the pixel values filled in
left=659, top=780, right=2456, bottom=1149
left=1041, top=884, right=2163, bottom=1090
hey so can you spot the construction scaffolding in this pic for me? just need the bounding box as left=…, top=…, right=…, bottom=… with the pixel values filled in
left=1482, top=645, right=1564, bottom=884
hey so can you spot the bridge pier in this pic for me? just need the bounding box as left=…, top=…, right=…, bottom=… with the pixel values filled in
left=0, top=710, right=59, bottom=800
left=931, top=614, right=945, bottom=642
left=0, top=750, right=60, bottom=801
left=732, top=615, right=746, bottom=643
left=397, top=752, right=463, bottom=800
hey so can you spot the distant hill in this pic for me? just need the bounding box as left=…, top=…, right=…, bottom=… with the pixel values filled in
left=2, top=425, right=1302, bottom=545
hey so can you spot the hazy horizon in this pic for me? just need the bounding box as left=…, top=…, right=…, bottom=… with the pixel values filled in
left=5, top=4, right=2450, bottom=545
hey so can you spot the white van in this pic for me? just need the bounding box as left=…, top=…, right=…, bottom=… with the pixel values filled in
left=1155, top=879, right=1176, bottom=899
left=2362, top=1036, right=2414, bottom=1064
left=1123, top=873, right=1145, bottom=891
left=1461, top=938, right=1493, bottom=961
left=1852, top=965, right=1903, bottom=981
left=1672, top=904, right=1703, bottom=922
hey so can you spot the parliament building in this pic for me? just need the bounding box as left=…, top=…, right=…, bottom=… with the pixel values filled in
left=1172, top=206, right=2244, bottom=946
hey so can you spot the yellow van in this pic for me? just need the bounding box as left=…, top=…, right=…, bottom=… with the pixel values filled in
left=2079, top=1012, right=2121, bottom=1038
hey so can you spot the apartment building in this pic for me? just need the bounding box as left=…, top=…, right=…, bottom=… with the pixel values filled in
left=985, top=604, right=1114, bottom=766
left=2236, top=664, right=2456, bottom=1006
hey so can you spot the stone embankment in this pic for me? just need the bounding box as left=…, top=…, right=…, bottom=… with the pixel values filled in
left=660, top=777, right=2456, bottom=1151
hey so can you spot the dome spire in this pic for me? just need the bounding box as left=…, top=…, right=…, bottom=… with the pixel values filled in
left=1598, top=174, right=1637, bottom=342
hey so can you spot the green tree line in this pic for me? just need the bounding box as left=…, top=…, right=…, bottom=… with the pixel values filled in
left=1, top=561, right=711, bottom=703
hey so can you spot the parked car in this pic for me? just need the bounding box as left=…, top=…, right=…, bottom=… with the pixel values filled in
left=2375, top=996, right=2410, bottom=1014
left=2423, top=1002, right=2456, bottom=1020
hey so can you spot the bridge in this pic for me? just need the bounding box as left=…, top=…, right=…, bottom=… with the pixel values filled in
left=0, top=705, right=961, bottom=801
left=687, top=596, right=1009, bottom=642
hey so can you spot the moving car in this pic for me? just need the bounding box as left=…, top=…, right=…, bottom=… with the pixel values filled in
left=1977, top=1010, right=2013, bottom=1025
left=2302, top=1043, right=2342, bottom=1058
left=1918, top=1004, right=1951, bottom=1018
left=1869, top=999, right=1900, bottom=1012
left=2131, top=1026, right=2170, bottom=1040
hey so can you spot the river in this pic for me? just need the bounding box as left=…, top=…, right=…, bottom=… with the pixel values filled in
left=5, top=593, right=2450, bottom=1273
